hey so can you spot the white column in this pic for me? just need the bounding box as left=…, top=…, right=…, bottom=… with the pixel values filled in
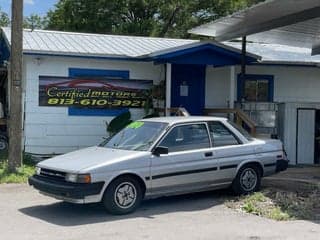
left=165, top=63, right=172, bottom=116
left=229, top=66, right=236, bottom=109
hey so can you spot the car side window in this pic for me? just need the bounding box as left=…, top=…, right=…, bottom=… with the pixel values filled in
left=159, top=124, right=210, bottom=152
left=208, top=121, right=239, bottom=147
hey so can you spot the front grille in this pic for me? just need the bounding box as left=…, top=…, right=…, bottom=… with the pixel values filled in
left=40, top=168, right=66, bottom=182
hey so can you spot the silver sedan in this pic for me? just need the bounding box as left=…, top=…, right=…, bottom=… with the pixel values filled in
left=29, top=116, right=288, bottom=214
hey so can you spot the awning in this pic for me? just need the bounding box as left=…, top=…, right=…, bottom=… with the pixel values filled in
left=149, top=41, right=260, bottom=66
left=189, top=0, right=320, bottom=55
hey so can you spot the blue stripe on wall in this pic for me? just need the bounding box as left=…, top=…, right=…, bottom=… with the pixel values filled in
left=68, top=68, right=129, bottom=79
left=68, top=108, right=129, bottom=116
left=68, top=68, right=130, bottom=116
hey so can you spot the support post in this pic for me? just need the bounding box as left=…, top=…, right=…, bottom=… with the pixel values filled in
left=8, top=0, right=23, bottom=171
left=241, top=36, right=247, bottom=78
left=229, top=66, right=235, bottom=109
left=240, top=36, right=247, bottom=102
left=165, top=63, right=172, bottom=116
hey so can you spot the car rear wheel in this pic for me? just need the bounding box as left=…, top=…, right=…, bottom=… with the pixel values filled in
left=232, top=164, right=261, bottom=195
left=102, top=176, right=142, bottom=215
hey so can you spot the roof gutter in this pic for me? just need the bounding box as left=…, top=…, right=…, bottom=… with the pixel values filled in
left=22, top=52, right=153, bottom=62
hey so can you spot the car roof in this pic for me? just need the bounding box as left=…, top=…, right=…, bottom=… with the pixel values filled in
left=141, top=116, right=227, bottom=125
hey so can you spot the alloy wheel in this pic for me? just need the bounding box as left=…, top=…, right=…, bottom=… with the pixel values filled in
left=114, top=182, right=137, bottom=209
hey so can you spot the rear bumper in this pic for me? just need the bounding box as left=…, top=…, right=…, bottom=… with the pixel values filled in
left=276, top=159, right=289, bottom=172
left=28, top=175, right=104, bottom=203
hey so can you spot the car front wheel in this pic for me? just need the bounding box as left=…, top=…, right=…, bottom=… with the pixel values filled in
left=102, top=176, right=142, bottom=215
left=0, top=136, right=8, bottom=151
left=232, top=165, right=261, bottom=195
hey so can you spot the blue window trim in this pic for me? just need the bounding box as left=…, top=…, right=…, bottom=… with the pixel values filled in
left=68, top=68, right=130, bottom=116
left=237, top=74, right=274, bottom=102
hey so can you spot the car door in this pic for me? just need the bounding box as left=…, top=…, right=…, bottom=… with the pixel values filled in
left=208, top=121, right=256, bottom=182
left=150, top=123, right=220, bottom=195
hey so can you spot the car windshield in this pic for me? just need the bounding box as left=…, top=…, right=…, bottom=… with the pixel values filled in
left=100, top=121, right=168, bottom=151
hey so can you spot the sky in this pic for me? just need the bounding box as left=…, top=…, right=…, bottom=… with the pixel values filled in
left=0, top=0, right=58, bottom=17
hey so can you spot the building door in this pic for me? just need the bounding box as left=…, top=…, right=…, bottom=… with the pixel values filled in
left=171, top=64, right=206, bottom=115
left=297, top=109, right=316, bottom=164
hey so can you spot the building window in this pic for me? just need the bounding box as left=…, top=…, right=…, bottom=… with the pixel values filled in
left=237, top=74, right=274, bottom=102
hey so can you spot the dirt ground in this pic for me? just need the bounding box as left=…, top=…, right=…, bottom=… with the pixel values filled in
left=0, top=166, right=319, bottom=240
left=265, top=165, right=320, bottom=186
left=0, top=184, right=319, bottom=240
left=257, top=166, right=320, bottom=221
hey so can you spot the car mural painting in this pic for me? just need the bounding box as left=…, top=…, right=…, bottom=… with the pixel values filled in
left=39, top=76, right=153, bottom=108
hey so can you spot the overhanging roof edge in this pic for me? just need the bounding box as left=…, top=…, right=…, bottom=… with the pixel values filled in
left=189, top=0, right=320, bottom=40
left=148, top=40, right=261, bottom=61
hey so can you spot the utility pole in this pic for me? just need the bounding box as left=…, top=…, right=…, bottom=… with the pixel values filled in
left=8, top=0, right=23, bottom=171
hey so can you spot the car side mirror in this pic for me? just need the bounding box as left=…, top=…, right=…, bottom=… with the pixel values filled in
left=152, top=146, right=169, bottom=156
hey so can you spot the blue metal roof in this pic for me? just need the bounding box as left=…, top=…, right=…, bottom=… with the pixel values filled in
left=151, top=42, right=258, bottom=66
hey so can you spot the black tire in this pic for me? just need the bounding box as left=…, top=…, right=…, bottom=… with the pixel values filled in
left=232, top=164, right=261, bottom=195
left=0, top=136, right=8, bottom=151
left=102, top=176, right=143, bottom=215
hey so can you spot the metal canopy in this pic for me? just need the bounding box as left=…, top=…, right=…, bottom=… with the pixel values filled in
left=189, top=0, right=320, bottom=55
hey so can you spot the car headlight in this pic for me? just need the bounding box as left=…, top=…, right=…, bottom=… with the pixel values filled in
left=35, top=166, right=41, bottom=175
left=65, top=173, right=91, bottom=183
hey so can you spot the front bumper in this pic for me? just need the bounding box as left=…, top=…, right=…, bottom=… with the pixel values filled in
left=276, top=159, right=289, bottom=172
left=28, top=175, right=104, bottom=203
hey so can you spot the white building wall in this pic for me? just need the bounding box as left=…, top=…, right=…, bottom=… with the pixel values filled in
left=24, top=58, right=320, bottom=155
left=205, top=65, right=320, bottom=165
left=205, top=65, right=320, bottom=108
left=205, top=66, right=231, bottom=108
left=23, top=55, right=164, bottom=154
left=240, top=65, right=320, bottom=103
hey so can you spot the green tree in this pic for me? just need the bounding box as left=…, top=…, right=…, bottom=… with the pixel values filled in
left=23, top=14, right=48, bottom=30
left=46, top=0, right=265, bottom=37
left=0, top=7, right=10, bottom=27
left=46, top=0, right=122, bottom=33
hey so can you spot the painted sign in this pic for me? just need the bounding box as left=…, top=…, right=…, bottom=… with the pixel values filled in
left=39, top=76, right=153, bottom=108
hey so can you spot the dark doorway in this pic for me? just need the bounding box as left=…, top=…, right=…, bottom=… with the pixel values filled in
left=171, top=64, right=206, bottom=115
left=0, top=68, right=7, bottom=119
left=0, top=68, right=8, bottom=152
left=315, top=110, right=320, bottom=164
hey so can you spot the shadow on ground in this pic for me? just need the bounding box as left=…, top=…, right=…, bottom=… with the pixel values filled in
left=19, top=189, right=229, bottom=226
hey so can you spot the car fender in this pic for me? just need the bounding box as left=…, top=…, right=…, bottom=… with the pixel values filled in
left=101, top=170, right=148, bottom=194
left=235, top=159, right=265, bottom=177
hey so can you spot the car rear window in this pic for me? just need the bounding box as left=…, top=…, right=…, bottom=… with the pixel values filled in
left=227, top=120, right=254, bottom=141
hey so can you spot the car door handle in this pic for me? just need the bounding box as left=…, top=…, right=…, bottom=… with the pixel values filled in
left=204, top=152, right=213, bottom=157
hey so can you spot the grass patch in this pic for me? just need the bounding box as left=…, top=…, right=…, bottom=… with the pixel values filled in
left=0, top=162, right=35, bottom=183
left=0, top=151, right=35, bottom=184
left=225, top=187, right=320, bottom=221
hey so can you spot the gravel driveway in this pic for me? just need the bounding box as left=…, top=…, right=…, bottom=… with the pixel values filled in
left=0, top=184, right=319, bottom=240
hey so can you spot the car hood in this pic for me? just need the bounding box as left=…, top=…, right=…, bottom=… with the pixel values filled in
left=37, top=146, right=147, bottom=173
